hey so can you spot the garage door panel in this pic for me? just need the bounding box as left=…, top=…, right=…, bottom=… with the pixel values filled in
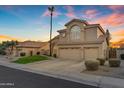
left=59, top=48, right=81, bottom=60
left=84, top=48, right=98, bottom=60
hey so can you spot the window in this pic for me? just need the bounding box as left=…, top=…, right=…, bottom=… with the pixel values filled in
left=62, top=33, right=66, bottom=38
left=70, top=25, right=81, bottom=40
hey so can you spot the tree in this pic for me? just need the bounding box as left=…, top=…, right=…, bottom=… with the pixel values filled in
left=48, top=6, right=54, bottom=56
left=0, top=40, right=18, bottom=55
left=106, top=29, right=111, bottom=46
left=106, top=29, right=111, bottom=60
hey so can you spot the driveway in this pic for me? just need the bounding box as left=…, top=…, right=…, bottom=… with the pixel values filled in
left=25, top=59, right=84, bottom=74
left=25, top=58, right=124, bottom=79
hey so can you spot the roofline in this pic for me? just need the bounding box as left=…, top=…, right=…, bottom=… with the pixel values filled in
left=85, top=24, right=105, bottom=34
left=65, top=19, right=89, bottom=26
left=57, top=29, right=66, bottom=33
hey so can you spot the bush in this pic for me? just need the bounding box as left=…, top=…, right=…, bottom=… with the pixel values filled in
left=0, top=50, right=6, bottom=55
left=53, top=54, right=57, bottom=58
left=109, top=58, right=121, bottom=67
left=97, top=58, right=106, bottom=65
left=20, top=52, right=26, bottom=56
left=85, top=60, right=99, bottom=71
left=37, top=52, right=40, bottom=55
left=120, top=54, right=124, bottom=60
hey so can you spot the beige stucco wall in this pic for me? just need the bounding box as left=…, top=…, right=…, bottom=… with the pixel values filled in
left=56, top=20, right=108, bottom=61
left=85, top=27, right=97, bottom=41
left=97, top=28, right=104, bottom=38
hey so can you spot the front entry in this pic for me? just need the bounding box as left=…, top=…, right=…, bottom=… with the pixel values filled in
left=58, top=47, right=81, bottom=61
left=30, top=51, right=33, bottom=56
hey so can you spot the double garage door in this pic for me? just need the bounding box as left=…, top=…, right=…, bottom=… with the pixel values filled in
left=59, top=47, right=99, bottom=61
left=59, top=48, right=81, bottom=61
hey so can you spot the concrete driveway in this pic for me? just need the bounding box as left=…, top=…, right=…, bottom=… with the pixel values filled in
left=1, top=55, right=124, bottom=79
left=25, top=58, right=84, bottom=73
left=25, top=58, right=124, bottom=79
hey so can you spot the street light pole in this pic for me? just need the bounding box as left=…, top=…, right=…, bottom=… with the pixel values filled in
left=48, top=6, right=54, bottom=56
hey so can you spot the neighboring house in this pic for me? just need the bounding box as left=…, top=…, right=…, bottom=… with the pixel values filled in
left=35, top=35, right=59, bottom=56
left=56, top=19, right=109, bottom=61
left=13, top=41, right=48, bottom=56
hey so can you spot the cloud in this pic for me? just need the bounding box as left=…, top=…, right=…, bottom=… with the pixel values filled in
left=111, top=38, right=124, bottom=48
left=91, top=13, right=124, bottom=27
left=112, top=30, right=124, bottom=36
left=64, top=6, right=77, bottom=18
left=0, top=35, right=22, bottom=41
left=110, top=29, right=124, bottom=43
left=42, top=9, right=61, bottom=17
left=108, top=5, right=124, bottom=11
left=84, top=9, right=99, bottom=18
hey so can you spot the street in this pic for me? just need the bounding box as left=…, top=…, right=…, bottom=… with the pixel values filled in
left=0, top=65, right=96, bottom=88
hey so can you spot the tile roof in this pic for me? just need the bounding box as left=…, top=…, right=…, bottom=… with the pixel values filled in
left=16, top=41, right=48, bottom=48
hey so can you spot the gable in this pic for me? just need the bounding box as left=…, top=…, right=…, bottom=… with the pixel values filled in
left=65, top=19, right=88, bottom=27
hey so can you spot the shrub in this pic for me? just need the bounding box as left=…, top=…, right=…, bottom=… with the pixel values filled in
left=120, top=54, right=124, bottom=60
left=0, top=50, right=6, bottom=55
left=97, top=58, right=106, bottom=65
left=109, top=58, right=121, bottom=67
left=85, top=60, right=99, bottom=71
left=20, top=52, right=26, bottom=56
left=37, top=52, right=40, bottom=55
left=53, top=54, right=57, bottom=58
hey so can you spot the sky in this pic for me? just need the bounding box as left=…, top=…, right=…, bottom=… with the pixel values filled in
left=0, top=5, right=124, bottom=43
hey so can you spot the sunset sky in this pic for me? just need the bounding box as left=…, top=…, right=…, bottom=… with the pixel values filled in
left=0, top=5, right=124, bottom=43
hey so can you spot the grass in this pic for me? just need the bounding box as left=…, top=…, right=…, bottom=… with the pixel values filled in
left=14, top=55, right=49, bottom=64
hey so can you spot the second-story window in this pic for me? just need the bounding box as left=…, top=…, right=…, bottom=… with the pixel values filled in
left=70, top=25, right=81, bottom=41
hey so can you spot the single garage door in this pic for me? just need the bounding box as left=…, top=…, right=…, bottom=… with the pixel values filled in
left=59, top=48, right=81, bottom=61
left=84, top=47, right=99, bottom=60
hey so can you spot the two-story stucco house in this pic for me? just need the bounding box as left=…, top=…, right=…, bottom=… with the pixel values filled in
left=56, top=19, right=109, bottom=61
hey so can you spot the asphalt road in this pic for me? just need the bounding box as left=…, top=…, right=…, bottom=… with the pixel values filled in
left=0, top=65, right=97, bottom=88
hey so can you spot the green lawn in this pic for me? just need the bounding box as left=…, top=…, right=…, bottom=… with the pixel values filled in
left=14, top=55, right=49, bottom=64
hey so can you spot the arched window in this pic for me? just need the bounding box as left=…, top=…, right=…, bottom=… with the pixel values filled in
left=70, top=25, right=81, bottom=40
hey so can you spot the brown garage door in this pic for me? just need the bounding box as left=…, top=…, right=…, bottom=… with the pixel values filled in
left=59, top=48, right=81, bottom=61
left=84, top=47, right=99, bottom=60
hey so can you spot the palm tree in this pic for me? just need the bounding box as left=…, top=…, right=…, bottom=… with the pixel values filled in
left=48, top=6, right=54, bottom=56
left=9, top=40, right=18, bottom=55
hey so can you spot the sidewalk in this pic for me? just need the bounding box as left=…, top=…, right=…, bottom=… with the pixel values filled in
left=0, top=56, right=124, bottom=88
